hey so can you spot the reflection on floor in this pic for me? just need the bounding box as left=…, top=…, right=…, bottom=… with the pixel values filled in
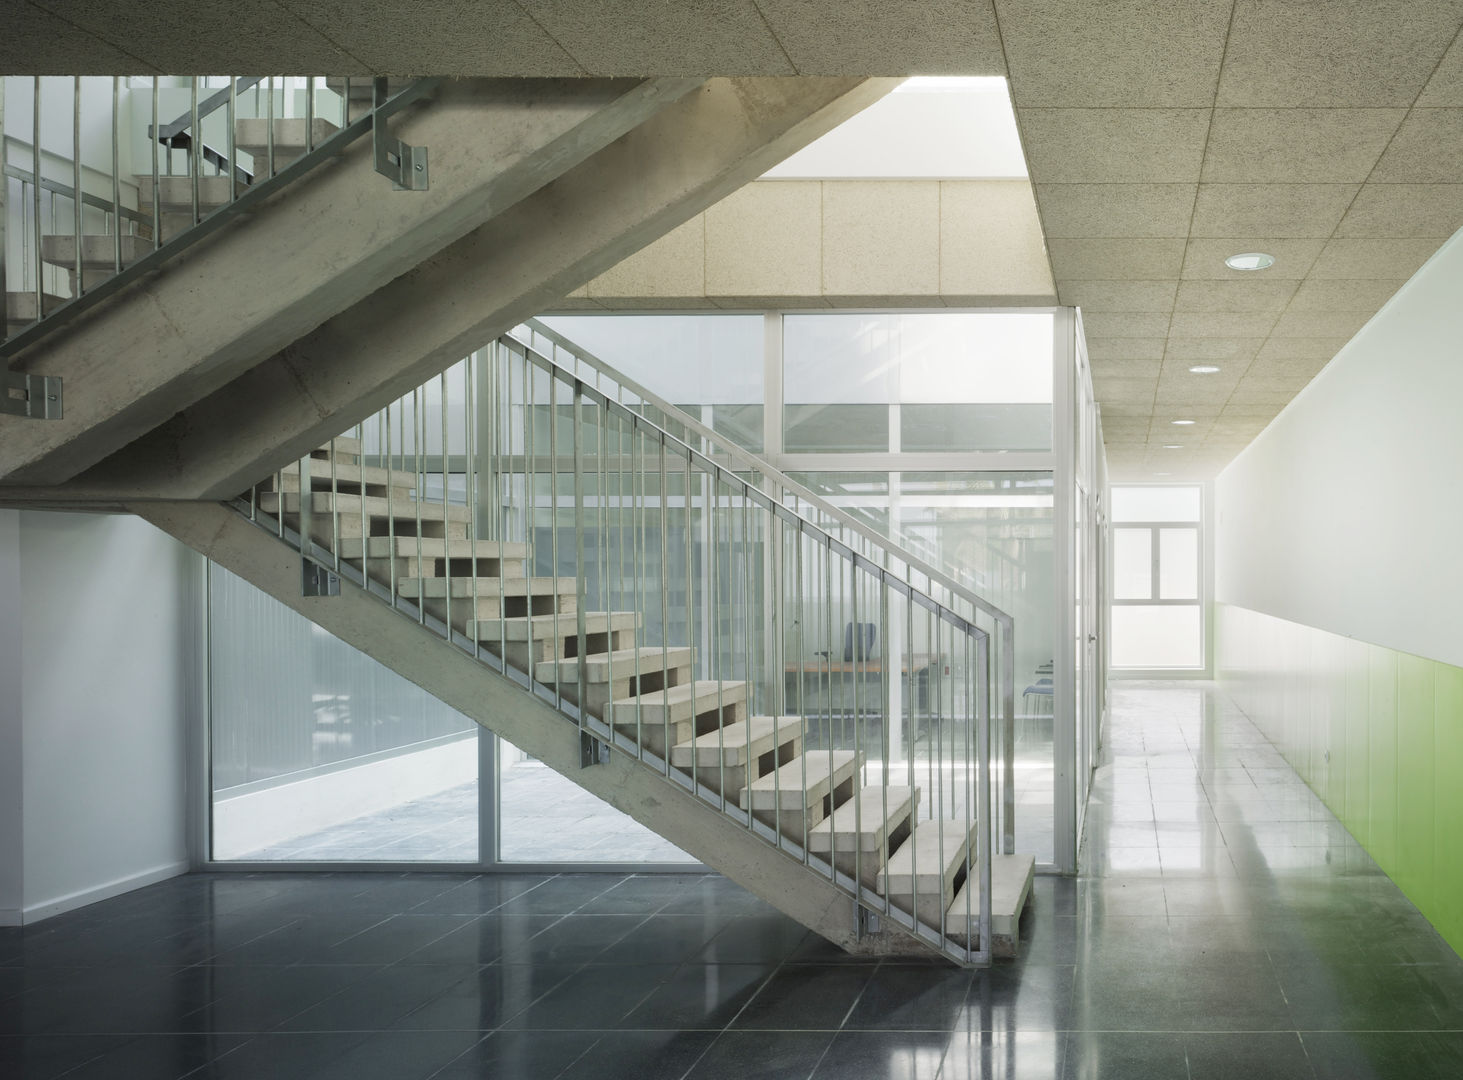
left=7, top=682, right=1463, bottom=1078
left=234, top=783, right=480, bottom=862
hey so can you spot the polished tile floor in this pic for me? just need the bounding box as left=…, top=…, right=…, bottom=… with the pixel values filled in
left=4, top=682, right=1463, bottom=1078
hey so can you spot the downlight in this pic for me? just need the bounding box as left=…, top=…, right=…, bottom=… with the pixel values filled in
left=1225, top=251, right=1275, bottom=271
left=1171, top=419, right=1196, bottom=426
left=1188, top=365, right=1221, bottom=374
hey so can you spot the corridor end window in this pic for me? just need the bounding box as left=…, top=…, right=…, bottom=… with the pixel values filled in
left=1110, top=485, right=1203, bottom=671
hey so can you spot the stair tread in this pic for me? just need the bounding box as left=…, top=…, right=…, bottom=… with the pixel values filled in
left=945, top=854, right=1037, bottom=936
left=314, top=436, right=363, bottom=456
left=234, top=116, right=340, bottom=153
left=741, top=750, right=860, bottom=811
left=616, top=680, right=747, bottom=708
left=136, top=174, right=235, bottom=208
left=809, top=785, right=918, bottom=853
left=40, top=234, right=152, bottom=266
left=535, top=645, right=693, bottom=680
left=257, top=490, right=470, bottom=520
left=339, top=536, right=526, bottom=559
left=273, top=460, right=420, bottom=490
left=470, top=611, right=637, bottom=642
left=670, top=715, right=804, bottom=768
left=399, top=575, right=575, bottom=597
left=878, top=819, right=977, bottom=895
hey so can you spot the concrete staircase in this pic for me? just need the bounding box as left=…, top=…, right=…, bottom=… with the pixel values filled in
left=238, top=434, right=1035, bottom=959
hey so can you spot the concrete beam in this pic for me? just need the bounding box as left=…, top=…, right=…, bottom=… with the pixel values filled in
left=136, top=499, right=935, bottom=958
left=1, top=77, right=703, bottom=487
left=71, top=77, right=900, bottom=502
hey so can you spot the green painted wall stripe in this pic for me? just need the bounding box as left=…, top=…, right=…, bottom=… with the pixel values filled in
left=1218, top=603, right=1463, bottom=958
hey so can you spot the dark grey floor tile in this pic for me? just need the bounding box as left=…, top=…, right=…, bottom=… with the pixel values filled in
left=400, top=874, right=542, bottom=915
left=318, top=914, right=477, bottom=964
left=1185, top=1032, right=1313, bottom=1080
left=621, top=964, right=772, bottom=1029
left=692, top=914, right=812, bottom=964
left=937, top=1029, right=1067, bottom=1080
left=731, top=964, right=875, bottom=1031
left=659, top=878, right=777, bottom=917
left=1303, top=1030, right=1463, bottom=1080
left=274, top=963, right=482, bottom=1032
left=390, top=962, right=578, bottom=1030
left=192, top=1033, right=369, bottom=1078
left=504, top=913, right=647, bottom=965
left=558, top=1029, right=719, bottom=1079
left=574, top=875, right=704, bottom=915
left=592, top=914, right=729, bottom=966
left=430, top=1030, right=599, bottom=1079
left=179, top=964, right=376, bottom=1032
left=1279, top=960, right=1450, bottom=1030
left=500, top=963, right=679, bottom=1030
left=965, top=964, right=1075, bottom=1030
left=811, top=1029, right=949, bottom=1079
left=1062, top=1031, right=1186, bottom=1080
left=51, top=1033, right=248, bottom=1080
left=684, top=1030, right=833, bottom=1080
left=844, top=965, right=975, bottom=1031
left=403, top=914, right=555, bottom=965
left=0, top=1035, right=133, bottom=1080
left=494, top=875, right=622, bottom=915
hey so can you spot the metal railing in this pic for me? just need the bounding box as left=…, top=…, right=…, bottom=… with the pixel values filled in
left=235, top=329, right=1011, bottom=965
left=2, top=75, right=431, bottom=357
left=513, top=319, right=1020, bottom=857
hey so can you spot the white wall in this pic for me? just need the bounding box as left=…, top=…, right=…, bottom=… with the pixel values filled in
left=13, top=511, right=200, bottom=921
left=0, top=511, right=23, bottom=924
left=1215, top=229, right=1463, bottom=667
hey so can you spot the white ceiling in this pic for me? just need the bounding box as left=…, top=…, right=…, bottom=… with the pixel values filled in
left=7, top=0, right=1463, bottom=479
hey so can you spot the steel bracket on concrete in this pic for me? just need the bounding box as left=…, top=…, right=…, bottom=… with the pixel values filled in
left=856, top=906, right=882, bottom=938
left=1, top=370, right=63, bottom=419
left=373, top=78, right=428, bottom=191
left=580, top=731, right=608, bottom=768
left=302, top=559, right=340, bottom=597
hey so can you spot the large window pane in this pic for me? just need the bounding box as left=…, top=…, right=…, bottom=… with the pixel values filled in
left=1113, top=528, right=1152, bottom=600
left=1111, top=485, right=1200, bottom=522
left=1111, top=606, right=1202, bottom=669
left=1159, top=528, right=1199, bottom=600
left=209, top=565, right=478, bottom=862
left=784, top=403, right=889, bottom=452
left=900, top=403, right=1053, bottom=452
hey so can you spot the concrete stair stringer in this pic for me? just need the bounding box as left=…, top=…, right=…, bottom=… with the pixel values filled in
left=137, top=498, right=940, bottom=961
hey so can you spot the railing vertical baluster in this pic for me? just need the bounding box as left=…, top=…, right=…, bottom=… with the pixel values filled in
left=1002, top=615, right=1016, bottom=856
left=305, top=76, right=315, bottom=154
left=572, top=385, right=589, bottom=745
left=386, top=397, right=397, bottom=611
left=466, top=353, right=479, bottom=661
left=31, top=78, right=42, bottom=315
left=741, top=480, right=754, bottom=827
left=358, top=419, right=367, bottom=587
left=632, top=413, right=645, bottom=762
left=74, top=77, right=86, bottom=288
left=684, top=448, right=697, bottom=793
left=598, top=396, right=612, bottom=751
left=329, top=427, right=339, bottom=572
left=189, top=77, right=200, bottom=227
left=414, top=387, right=425, bottom=627
left=227, top=77, right=237, bottom=207
left=548, top=372, right=561, bottom=711
left=712, top=474, right=725, bottom=814
left=111, top=77, right=121, bottom=275
left=978, top=630, right=993, bottom=965
left=265, top=76, right=275, bottom=178
left=441, top=370, right=452, bottom=644
left=522, top=347, right=538, bottom=693
left=658, top=436, right=671, bottom=778
left=881, top=578, right=892, bottom=922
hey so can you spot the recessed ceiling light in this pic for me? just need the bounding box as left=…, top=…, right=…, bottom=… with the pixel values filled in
left=1225, top=251, right=1275, bottom=271
left=1155, top=472, right=1172, bottom=476
left=1171, top=419, right=1196, bottom=425
left=1163, top=444, right=1183, bottom=449
left=1188, top=364, right=1221, bottom=374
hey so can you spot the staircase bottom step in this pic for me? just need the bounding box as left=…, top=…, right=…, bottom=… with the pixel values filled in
left=942, top=853, right=1036, bottom=959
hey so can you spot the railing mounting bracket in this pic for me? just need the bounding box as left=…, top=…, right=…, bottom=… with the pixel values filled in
left=302, top=559, right=340, bottom=597
left=580, top=731, right=608, bottom=769
left=2, top=370, right=63, bottom=420
left=373, top=77, right=428, bottom=191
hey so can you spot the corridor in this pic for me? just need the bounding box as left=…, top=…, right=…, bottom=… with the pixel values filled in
left=2, top=682, right=1461, bottom=1078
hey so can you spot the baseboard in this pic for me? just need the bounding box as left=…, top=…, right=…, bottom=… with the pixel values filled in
left=20, top=860, right=189, bottom=924
left=0, top=908, right=20, bottom=927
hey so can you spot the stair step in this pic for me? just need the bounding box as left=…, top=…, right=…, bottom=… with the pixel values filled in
left=257, top=490, right=469, bottom=522
left=399, top=575, right=575, bottom=600
left=136, top=174, right=235, bottom=210
left=265, top=459, right=422, bottom=493
left=313, top=435, right=362, bottom=458
left=471, top=611, right=637, bottom=643
left=877, top=819, right=977, bottom=899
left=5, top=291, right=66, bottom=330
left=235, top=117, right=340, bottom=165
left=610, top=680, right=748, bottom=725
left=741, top=750, right=860, bottom=812
left=945, top=853, right=1037, bottom=950
left=325, top=76, right=413, bottom=101
left=671, top=715, right=804, bottom=770
left=808, top=785, right=919, bottom=855
left=337, top=536, right=527, bottom=561
left=535, top=645, right=692, bottom=685
left=40, top=234, right=152, bottom=270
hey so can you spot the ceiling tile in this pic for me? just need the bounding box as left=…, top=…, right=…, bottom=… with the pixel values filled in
left=516, top=0, right=795, bottom=73
left=1091, top=377, right=1158, bottom=401
left=1060, top=280, right=1177, bottom=312
left=1154, top=382, right=1235, bottom=405
left=1417, top=27, right=1463, bottom=105
left=1100, top=400, right=1158, bottom=418
left=999, top=0, right=1230, bottom=107
left=1180, top=239, right=1325, bottom=279
left=1215, top=0, right=1463, bottom=107
left=1173, top=279, right=1300, bottom=313
left=1269, top=310, right=1374, bottom=339
left=1286, top=279, right=1406, bottom=312
left=1086, top=337, right=1167, bottom=361
left=1153, top=401, right=1223, bottom=417
left=1163, top=337, right=1264, bottom=361
left=1090, top=357, right=1164, bottom=378
left=1235, top=375, right=1313, bottom=394
left=1371, top=109, right=1463, bottom=182
left=1225, top=386, right=1297, bottom=406
left=1219, top=402, right=1282, bottom=420
left=1034, top=184, right=1196, bottom=238
left=1243, top=355, right=1332, bottom=379
left=1081, top=312, right=1172, bottom=338
left=1255, top=337, right=1349, bottom=361
left=1168, top=312, right=1280, bottom=338
left=1048, top=238, right=1187, bottom=279
left=1202, top=108, right=1405, bottom=182
left=1335, top=184, right=1463, bottom=238
left=755, top=0, right=1005, bottom=75
left=1017, top=109, right=1211, bottom=183
left=1307, top=238, right=1440, bottom=279
left=1190, top=184, right=1360, bottom=238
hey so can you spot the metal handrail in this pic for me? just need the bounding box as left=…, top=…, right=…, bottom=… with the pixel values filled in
left=150, top=76, right=262, bottom=142
left=518, top=318, right=1014, bottom=633
left=237, top=325, right=999, bottom=966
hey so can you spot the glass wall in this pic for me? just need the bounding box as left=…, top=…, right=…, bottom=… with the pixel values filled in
left=209, top=564, right=479, bottom=861
left=1109, top=485, right=1203, bottom=670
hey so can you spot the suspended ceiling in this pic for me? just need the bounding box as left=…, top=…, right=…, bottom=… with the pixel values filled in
left=6, top=0, right=1463, bottom=480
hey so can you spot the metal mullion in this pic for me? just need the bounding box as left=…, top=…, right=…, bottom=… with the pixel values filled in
left=549, top=373, right=562, bottom=711
left=659, top=436, right=671, bottom=778
left=741, top=480, right=755, bottom=829
left=712, top=475, right=726, bottom=815
left=684, top=448, right=697, bottom=794
left=414, top=387, right=426, bottom=627
left=189, top=77, right=200, bottom=227
left=573, top=385, right=589, bottom=745
left=111, top=77, right=121, bottom=274
left=441, top=371, right=452, bottom=644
